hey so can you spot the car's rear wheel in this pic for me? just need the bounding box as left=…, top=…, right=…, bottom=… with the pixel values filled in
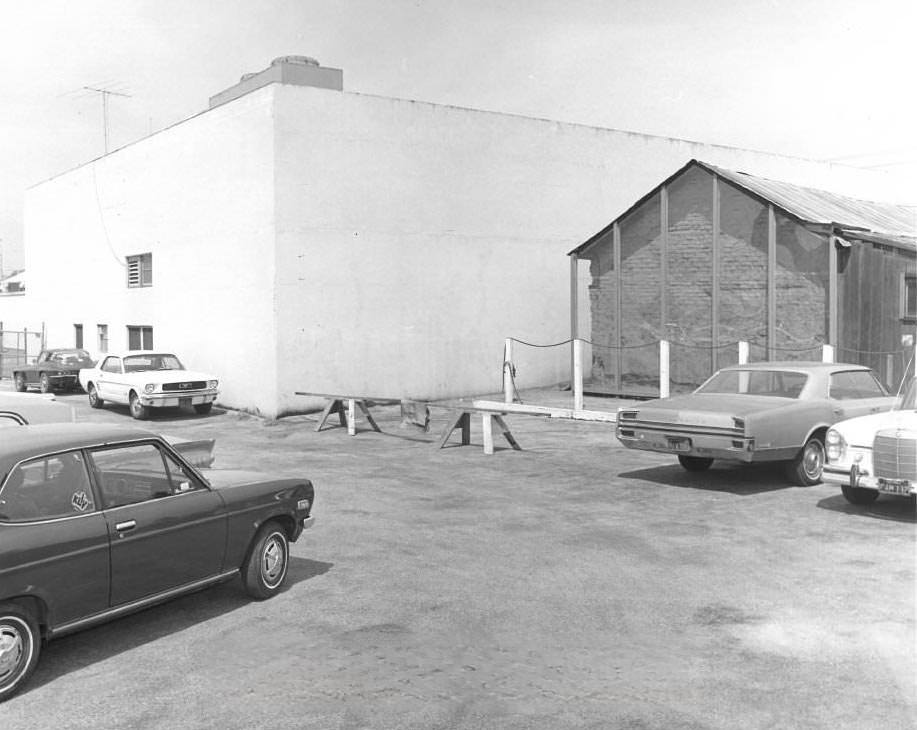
left=129, top=392, right=149, bottom=420
left=13, top=373, right=26, bottom=393
left=87, top=383, right=104, bottom=409
left=841, top=483, right=879, bottom=505
left=0, top=604, right=40, bottom=702
left=786, top=435, right=825, bottom=486
left=678, top=455, right=714, bottom=472
left=193, top=403, right=213, bottom=415
left=39, top=373, right=52, bottom=394
left=242, top=522, right=290, bottom=600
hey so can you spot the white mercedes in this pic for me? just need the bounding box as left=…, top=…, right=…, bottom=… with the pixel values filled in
left=823, top=377, right=917, bottom=505
left=78, top=351, right=219, bottom=420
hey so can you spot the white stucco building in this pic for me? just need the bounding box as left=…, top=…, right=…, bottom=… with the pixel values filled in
left=11, top=57, right=911, bottom=418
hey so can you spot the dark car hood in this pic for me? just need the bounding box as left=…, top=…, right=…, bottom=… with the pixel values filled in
left=202, top=468, right=301, bottom=489
left=626, top=393, right=802, bottom=425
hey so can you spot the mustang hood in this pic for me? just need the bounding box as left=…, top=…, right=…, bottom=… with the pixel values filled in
left=627, top=393, right=800, bottom=426
left=832, top=410, right=917, bottom=447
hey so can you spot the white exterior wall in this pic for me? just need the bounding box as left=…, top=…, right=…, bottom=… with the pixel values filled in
left=23, top=92, right=278, bottom=414
left=19, top=81, right=909, bottom=418
left=271, top=85, right=905, bottom=414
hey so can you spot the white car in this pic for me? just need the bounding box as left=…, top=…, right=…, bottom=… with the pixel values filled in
left=823, top=377, right=917, bottom=504
left=78, top=351, right=219, bottom=420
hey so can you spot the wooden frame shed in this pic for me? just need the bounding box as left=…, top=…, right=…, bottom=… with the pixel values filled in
left=569, top=160, right=917, bottom=394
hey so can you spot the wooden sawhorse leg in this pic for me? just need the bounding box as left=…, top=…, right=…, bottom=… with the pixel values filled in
left=437, top=411, right=471, bottom=448
left=316, top=398, right=382, bottom=436
left=482, top=413, right=521, bottom=455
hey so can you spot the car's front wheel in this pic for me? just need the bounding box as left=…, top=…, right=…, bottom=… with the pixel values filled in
left=39, top=373, right=52, bottom=394
left=87, top=383, right=104, bottom=409
left=129, top=392, right=149, bottom=420
left=678, top=455, right=714, bottom=472
left=193, top=403, right=213, bottom=415
left=0, top=604, right=41, bottom=703
left=841, top=483, right=879, bottom=505
left=242, top=522, right=290, bottom=600
left=786, top=435, right=825, bottom=486
left=13, top=373, right=26, bottom=393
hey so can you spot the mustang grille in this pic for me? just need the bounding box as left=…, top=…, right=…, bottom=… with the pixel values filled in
left=162, top=381, right=208, bottom=392
left=872, top=431, right=917, bottom=480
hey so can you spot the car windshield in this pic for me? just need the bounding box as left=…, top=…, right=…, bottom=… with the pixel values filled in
left=695, top=369, right=808, bottom=398
left=895, top=378, right=916, bottom=410
left=123, top=354, right=184, bottom=372
left=49, top=349, right=93, bottom=365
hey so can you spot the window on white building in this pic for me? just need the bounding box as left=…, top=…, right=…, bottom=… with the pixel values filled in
left=127, top=253, right=152, bottom=288
left=74, top=324, right=83, bottom=349
left=127, top=326, right=153, bottom=350
left=97, top=324, right=109, bottom=353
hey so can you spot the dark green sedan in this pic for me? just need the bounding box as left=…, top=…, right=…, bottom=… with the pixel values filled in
left=0, top=423, right=315, bottom=700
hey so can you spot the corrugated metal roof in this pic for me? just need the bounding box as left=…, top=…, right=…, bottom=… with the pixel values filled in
left=700, top=161, right=916, bottom=238
left=571, top=159, right=916, bottom=256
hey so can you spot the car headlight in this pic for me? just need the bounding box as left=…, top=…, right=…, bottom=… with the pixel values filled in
left=825, top=429, right=846, bottom=462
left=144, top=383, right=156, bottom=394
left=208, top=380, right=218, bottom=389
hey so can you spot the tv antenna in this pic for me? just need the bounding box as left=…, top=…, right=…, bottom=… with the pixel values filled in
left=82, top=85, right=132, bottom=154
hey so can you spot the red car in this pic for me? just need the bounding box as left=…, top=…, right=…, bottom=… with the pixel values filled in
left=0, top=423, right=315, bottom=700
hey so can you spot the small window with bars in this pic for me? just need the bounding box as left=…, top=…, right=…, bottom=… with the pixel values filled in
left=127, top=253, right=152, bottom=288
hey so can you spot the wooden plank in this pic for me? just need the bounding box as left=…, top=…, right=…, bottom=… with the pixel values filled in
left=471, top=399, right=618, bottom=422
left=315, top=398, right=341, bottom=432
left=356, top=400, right=382, bottom=432
left=346, top=398, right=356, bottom=436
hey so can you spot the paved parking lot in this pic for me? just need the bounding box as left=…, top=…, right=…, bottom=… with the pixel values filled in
left=3, top=385, right=916, bottom=729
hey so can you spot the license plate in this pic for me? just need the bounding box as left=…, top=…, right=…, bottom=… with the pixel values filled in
left=666, top=437, right=691, bottom=452
left=179, top=397, right=192, bottom=407
left=878, top=478, right=911, bottom=495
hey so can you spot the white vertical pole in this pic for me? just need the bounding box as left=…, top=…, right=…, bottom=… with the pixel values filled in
left=738, top=341, right=749, bottom=365
left=346, top=398, right=356, bottom=436
left=659, top=339, right=670, bottom=399
left=573, top=339, right=584, bottom=411
left=482, top=414, right=494, bottom=455
left=503, top=338, right=514, bottom=405
left=822, top=344, right=835, bottom=363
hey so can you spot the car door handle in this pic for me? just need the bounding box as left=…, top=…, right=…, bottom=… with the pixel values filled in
left=115, top=520, right=137, bottom=532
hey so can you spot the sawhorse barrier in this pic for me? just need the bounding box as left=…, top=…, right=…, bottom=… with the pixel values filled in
left=294, top=393, right=394, bottom=436
left=437, top=409, right=522, bottom=455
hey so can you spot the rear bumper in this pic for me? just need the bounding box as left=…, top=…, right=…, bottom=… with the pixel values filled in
left=615, top=425, right=798, bottom=462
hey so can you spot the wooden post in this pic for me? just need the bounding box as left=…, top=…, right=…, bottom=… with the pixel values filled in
left=614, top=223, right=622, bottom=392
left=482, top=413, right=494, bottom=455
left=767, top=205, right=777, bottom=360
left=886, top=353, right=895, bottom=390
left=821, top=344, right=835, bottom=363
left=738, top=340, right=749, bottom=365
left=659, top=339, right=670, bottom=398
left=573, top=339, right=584, bottom=411
left=504, top=338, right=514, bottom=405
left=346, top=398, right=356, bottom=436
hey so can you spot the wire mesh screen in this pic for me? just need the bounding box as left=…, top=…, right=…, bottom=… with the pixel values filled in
left=0, top=328, right=44, bottom=379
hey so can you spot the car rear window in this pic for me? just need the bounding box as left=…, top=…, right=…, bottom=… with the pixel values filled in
left=696, top=370, right=808, bottom=398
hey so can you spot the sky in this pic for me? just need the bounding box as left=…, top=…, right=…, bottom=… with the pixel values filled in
left=0, top=0, right=914, bottom=272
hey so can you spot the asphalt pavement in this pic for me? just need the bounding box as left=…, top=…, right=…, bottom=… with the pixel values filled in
left=2, top=384, right=915, bottom=729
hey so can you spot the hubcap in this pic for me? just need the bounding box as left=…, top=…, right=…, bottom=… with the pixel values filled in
left=804, top=442, right=824, bottom=479
left=261, top=535, right=286, bottom=586
left=0, top=625, right=24, bottom=681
